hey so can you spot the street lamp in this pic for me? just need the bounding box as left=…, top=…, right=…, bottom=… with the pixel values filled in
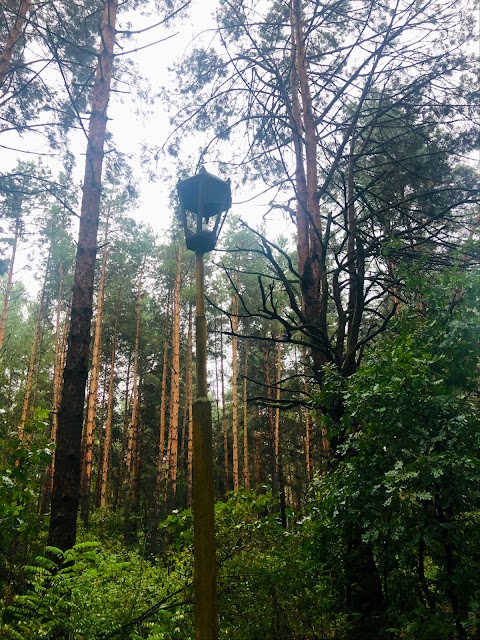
left=177, top=167, right=231, bottom=640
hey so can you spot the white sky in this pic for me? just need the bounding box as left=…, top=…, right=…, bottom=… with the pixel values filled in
left=108, top=0, right=292, bottom=241
left=1, top=0, right=294, bottom=292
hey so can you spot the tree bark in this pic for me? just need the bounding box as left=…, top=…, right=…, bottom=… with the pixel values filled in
left=264, top=344, right=276, bottom=491
left=42, top=265, right=68, bottom=511
left=186, top=301, right=193, bottom=507
left=167, top=245, right=182, bottom=499
left=19, top=250, right=50, bottom=440
left=115, top=351, right=132, bottom=510
left=274, top=335, right=287, bottom=526
left=0, top=0, right=32, bottom=90
left=125, top=262, right=144, bottom=495
left=99, top=315, right=117, bottom=509
left=155, top=330, right=169, bottom=506
left=231, top=290, right=239, bottom=491
left=289, top=0, right=328, bottom=372
left=48, top=0, right=118, bottom=551
left=242, top=342, right=249, bottom=489
left=81, top=225, right=109, bottom=526
left=220, top=316, right=229, bottom=492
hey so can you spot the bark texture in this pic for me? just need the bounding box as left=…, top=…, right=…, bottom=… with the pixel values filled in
left=48, top=0, right=118, bottom=551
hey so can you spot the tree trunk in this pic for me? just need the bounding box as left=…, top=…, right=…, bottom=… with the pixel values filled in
left=275, top=336, right=287, bottom=525
left=155, top=332, right=169, bottom=506
left=274, top=337, right=281, bottom=487
left=19, top=250, right=50, bottom=440
left=48, top=0, right=118, bottom=551
left=0, top=216, right=20, bottom=353
left=264, top=344, right=276, bottom=491
left=115, top=351, right=132, bottom=510
left=231, top=291, right=239, bottom=491
left=186, top=301, right=193, bottom=507
left=125, top=263, right=144, bottom=494
left=289, top=0, right=328, bottom=372
left=81, top=228, right=109, bottom=526
left=124, top=264, right=144, bottom=544
left=99, top=315, right=117, bottom=509
left=253, top=427, right=263, bottom=488
left=167, top=245, right=182, bottom=499
left=42, top=265, right=68, bottom=512
left=242, top=343, right=249, bottom=489
left=303, top=350, right=314, bottom=482
left=0, top=0, right=32, bottom=90
left=305, top=410, right=313, bottom=483
left=220, top=316, right=229, bottom=492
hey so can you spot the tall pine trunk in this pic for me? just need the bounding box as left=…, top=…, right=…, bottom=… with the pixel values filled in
left=220, top=317, right=229, bottom=492
left=289, top=0, right=327, bottom=372
left=186, top=302, right=194, bottom=507
left=0, top=0, right=32, bottom=89
left=167, top=245, right=182, bottom=499
left=115, top=352, right=132, bottom=510
left=19, top=251, right=50, bottom=440
left=124, top=264, right=144, bottom=543
left=155, top=330, right=169, bottom=504
left=81, top=231, right=109, bottom=526
left=264, top=344, right=275, bottom=490
left=231, top=291, right=239, bottom=491
left=48, top=0, right=118, bottom=550
left=125, top=263, right=144, bottom=491
left=100, top=316, right=117, bottom=509
left=242, top=343, right=249, bottom=489
left=42, top=267, right=68, bottom=513
left=275, top=337, right=287, bottom=526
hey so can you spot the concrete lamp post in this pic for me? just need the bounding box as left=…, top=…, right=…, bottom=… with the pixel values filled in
left=177, top=167, right=231, bottom=640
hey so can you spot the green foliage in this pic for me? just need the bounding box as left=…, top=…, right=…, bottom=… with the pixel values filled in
left=311, top=270, right=480, bottom=637
left=0, top=430, right=52, bottom=592
left=162, top=491, right=341, bottom=639
left=1, top=541, right=193, bottom=640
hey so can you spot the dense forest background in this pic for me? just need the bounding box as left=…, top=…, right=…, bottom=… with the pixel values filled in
left=0, top=0, right=478, bottom=638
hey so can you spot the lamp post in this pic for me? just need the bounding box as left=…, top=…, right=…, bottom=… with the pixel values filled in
left=177, top=167, right=231, bottom=640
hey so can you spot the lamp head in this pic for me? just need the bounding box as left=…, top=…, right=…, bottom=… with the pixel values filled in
left=177, top=168, right=232, bottom=253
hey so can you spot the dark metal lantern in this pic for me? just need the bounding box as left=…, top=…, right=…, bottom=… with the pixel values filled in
left=177, top=167, right=232, bottom=253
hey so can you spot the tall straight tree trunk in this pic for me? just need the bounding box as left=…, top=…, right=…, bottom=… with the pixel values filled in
left=167, top=245, right=182, bottom=499
left=275, top=336, right=287, bottom=527
left=150, top=321, right=170, bottom=555
left=155, top=332, right=169, bottom=505
left=242, top=343, right=249, bottom=489
left=305, top=410, right=313, bottom=483
left=115, top=352, right=132, bottom=510
left=100, top=316, right=117, bottom=509
left=124, top=265, right=144, bottom=544
left=264, top=344, right=276, bottom=490
left=274, top=337, right=281, bottom=485
left=125, top=263, right=144, bottom=488
left=231, top=291, right=239, bottom=491
left=186, top=301, right=194, bottom=507
left=0, top=216, right=20, bottom=352
left=42, top=268, right=67, bottom=513
left=81, top=229, right=109, bottom=526
left=289, top=0, right=328, bottom=372
left=48, top=0, right=118, bottom=551
left=220, top=317, right=229, bottom=492
left=253, top=426, right=263, bottom=488
left=94, top=359, right=108, bottom=507
left=19, top=250, right=50, bottom=440
left=0, top=0, right=32, bottom=89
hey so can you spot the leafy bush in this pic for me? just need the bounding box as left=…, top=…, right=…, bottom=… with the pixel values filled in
left=1, top=542, right=193, bottom=639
